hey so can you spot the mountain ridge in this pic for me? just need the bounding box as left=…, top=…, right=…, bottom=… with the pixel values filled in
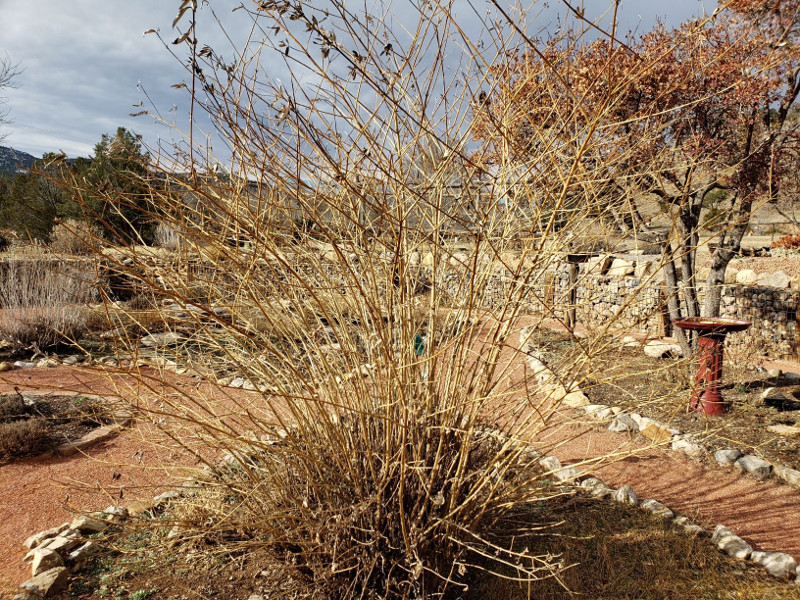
left=0, top=145, right=39, bottom=172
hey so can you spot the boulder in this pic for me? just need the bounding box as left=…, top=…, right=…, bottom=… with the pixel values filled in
left=672, top=515, right=705, bottom=536
left=70, top=515, right=107, bottom=534
left=584, top=254, right=612, bottom=275
left=767, top=424, right=800, bottom=437
left=67, top=541, right=99, bottom=563
left=773, top=464, right=800, bottom=487
left=23, top=523, right=71, bottom=550
left=671, top=437, right=705, bottom=457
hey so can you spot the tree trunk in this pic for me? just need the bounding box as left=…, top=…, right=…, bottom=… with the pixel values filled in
left=662, top=240, right=693, bottom=358
left=704, top=198, right=753, bottom=317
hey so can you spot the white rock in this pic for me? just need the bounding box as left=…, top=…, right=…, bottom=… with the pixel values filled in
left=714, top=449, right=743, bottom=465
left=553, top=466, right=583, bottom=484
left=712, top=525, right=752, bottom=559
left=539, top=456, right=562, bottom=472
left=672, top=515, right=705, bottom=535
left=750, top=551, right=797, bottom=580
left=734, top=455, right=772, bottom=477
left=774, top=464, right=800, bottom=487
left=23, top=523, right=71, bottom=550
left=70, top=515, right=107, bottom=534
left=671, top=437, right=705, bottom=457
left=30, top=548, right=63, bottom=577
left=640, top=499, right=674, bottom=522
left=755, top=271, right=791, bottom=289
left=612, top=485, right=638, bottom=506
left=580, top=477, right=613, bottom=498
left=20, top=567, right=70, bottom=597
left=607, top=258, right=635, bottom=277
left=735, top=269, right=758, bottom=284
left=608, top=414, right=639, bottom=433
left=643, top=340, right=682, bottom=359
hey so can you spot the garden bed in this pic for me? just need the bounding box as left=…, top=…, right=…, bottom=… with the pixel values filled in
left=581, top=345, right=800, bottom=471
left=0, top=392, right=115, bottom=463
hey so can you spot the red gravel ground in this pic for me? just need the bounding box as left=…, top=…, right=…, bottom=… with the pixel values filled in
left=1, top=349, right=800, bottom=597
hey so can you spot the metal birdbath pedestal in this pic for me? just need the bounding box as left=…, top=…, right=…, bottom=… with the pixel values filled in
left=672, top=317, right=752, bottom=416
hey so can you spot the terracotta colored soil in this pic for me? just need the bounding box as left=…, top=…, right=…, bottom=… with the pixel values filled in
left=2, top=352, right=800, bottom=597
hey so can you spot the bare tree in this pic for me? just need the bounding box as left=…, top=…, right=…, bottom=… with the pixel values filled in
left=0, top=55, right=20, bottom=142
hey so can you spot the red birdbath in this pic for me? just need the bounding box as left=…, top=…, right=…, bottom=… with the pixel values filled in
left=672, top=317, right=752, bottom=416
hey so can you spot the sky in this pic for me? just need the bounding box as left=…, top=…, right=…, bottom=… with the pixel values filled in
left=0, top=0, right=714, bottom=160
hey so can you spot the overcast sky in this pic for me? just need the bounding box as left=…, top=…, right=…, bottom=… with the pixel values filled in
left=0, top=0, right=713, bottom=160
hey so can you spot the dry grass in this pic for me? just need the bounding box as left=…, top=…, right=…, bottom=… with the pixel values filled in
left=0, top=258, right=100, bottom=351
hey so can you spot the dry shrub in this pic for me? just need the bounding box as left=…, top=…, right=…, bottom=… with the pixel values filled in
left=49, top=219, right=103, bottom=256
left=771, top=234, right=800, bottom=250
left=76, top=1, right=714, bottom=598
left=0, top=258, right=100, bottom=350
left=0, top=417, right=49, bottom=462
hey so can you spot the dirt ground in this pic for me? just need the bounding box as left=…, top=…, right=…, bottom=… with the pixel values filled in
left=2, top=322, right=800, bottom=597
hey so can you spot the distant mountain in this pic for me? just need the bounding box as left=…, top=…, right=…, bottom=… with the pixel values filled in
left=0, top=146, right=39, bottom=173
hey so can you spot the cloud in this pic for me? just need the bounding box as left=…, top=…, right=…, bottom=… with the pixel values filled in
left=0, top=0, right=714, bottom=159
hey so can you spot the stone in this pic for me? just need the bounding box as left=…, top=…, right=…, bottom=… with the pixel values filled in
left=612, top=485, right=638, bottom=506
left=735, top=269, right=758, bottom=284
left=30, top=549, right=63, bottom=577
left=248, top=595, right=266, bottom=600
left=539, top=456, right=562, bottom=472
left=126, top=499, right=156, bottom=517
left=70, top=515, right=107, bottom=534
left=42, top=535, right=81, bottom=554
left=750, top=551, right=797, bottom=580
left=767, top=368, right=783, bottom=378
left=67, top=541, right=99, bottom=563
left=773, top=464, right=800, bottom=487
left=734, top=455, right=772, bottom=477
left=671, top=437, right=705, bottom=457
left=607, top=258, right=635, bottom=277
left=714, top=449, right=743, bottom=465
left=712, top=525, right=752, bottom=559
left=580, top=477, right=613, bottom=498
left=608, top=414, right=639, bottom=433
left=760, top=387, right=784, bottom=400
left=20, top=567, right=70, bottom=597
left=140, top=332, right=180, bottom=347
left=640, top=499, right=674, bottom=522
left=0, top=361, right=13, bottom=372
left=585, top=254, right=612, bottom=275
left=562, top=389, right=590, bottom=408
left=584, top=404, right=614, bottom=420
left=23, top=523, right=71, bottom=550
left=767, top=424, right=800, bottom=437
left=643, top=340, right=682, bottom=359
left=153, top=490, right=181, bottom=504
left=640, top=423, right=673, bottom=444
left=102, top=505, right=129, bottom=521
left=755, top=271, right=791, bottom=289
left=553, top=466, right=583, bottom=484
left=229, top=377, right=246, bottom=388
left=13, top=361, right=37, bottom=369
left=672, top=516, right=705, bottom=536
